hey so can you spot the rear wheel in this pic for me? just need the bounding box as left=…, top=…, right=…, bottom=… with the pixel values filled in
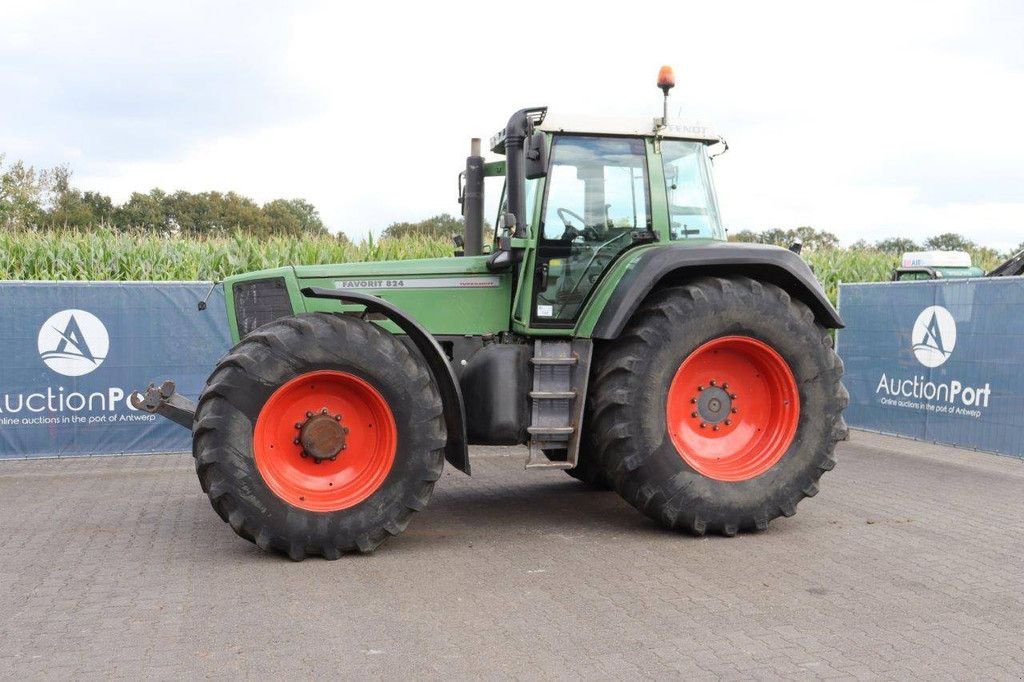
left=588, top=276, right=847, bottom=535
left=192, top=313, right=445, bottom=559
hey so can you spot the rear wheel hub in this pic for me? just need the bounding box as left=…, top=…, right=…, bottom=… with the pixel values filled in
left=667, top=336, right=800, bottom=481
left=695, top=385, right=733, bottom=424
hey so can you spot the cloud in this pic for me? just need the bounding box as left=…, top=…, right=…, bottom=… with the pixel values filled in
left=0, top=1, right=318, bottom=167
left=1, top=0, right=1021, bottom=250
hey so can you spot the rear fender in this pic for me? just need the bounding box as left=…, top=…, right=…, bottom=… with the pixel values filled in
left=302, top=287, right=470, bottom=475
left=584, top=242, right=843, bottom=339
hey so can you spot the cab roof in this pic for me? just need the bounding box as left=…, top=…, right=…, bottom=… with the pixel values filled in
left=537, top=113, right=720, bottom=143
left=490, top=112, right=721, bottom=154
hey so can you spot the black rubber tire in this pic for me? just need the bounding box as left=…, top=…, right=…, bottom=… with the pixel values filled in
left=542, top=447, right=610, bottom=488
left=588, top=276, right=848, bottom=536
left=192, top=313, right=446, bottom=560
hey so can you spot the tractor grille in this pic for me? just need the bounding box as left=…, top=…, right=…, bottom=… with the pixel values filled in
left=232, top=278, right=293, bottom=337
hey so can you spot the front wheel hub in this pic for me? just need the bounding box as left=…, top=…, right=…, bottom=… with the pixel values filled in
left=296, top=409, right=349, bottom=463
left=667, top=336, right=800, bottom=482
left=253, top=370, right=397, bottom=512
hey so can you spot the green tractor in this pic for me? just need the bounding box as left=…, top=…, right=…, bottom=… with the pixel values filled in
left=134, top=68, right=848, bottom=560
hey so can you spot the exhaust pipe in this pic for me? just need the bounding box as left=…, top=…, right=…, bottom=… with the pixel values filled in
left=462, top=138, right=484, bottom=257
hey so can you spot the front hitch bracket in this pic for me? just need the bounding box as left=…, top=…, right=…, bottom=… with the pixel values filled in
left=130, top=380, right=197, bottom=430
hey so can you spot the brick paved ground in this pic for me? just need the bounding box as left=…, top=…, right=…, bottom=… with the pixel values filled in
left=0, top=431, right=1022, bottom=680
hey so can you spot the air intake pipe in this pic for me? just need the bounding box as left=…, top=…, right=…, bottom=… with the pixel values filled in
left=503, top=108, right=533, bottom=239
left=486, top=106, right=546, bottom=272
left=462, top=138, right=484, bottom=257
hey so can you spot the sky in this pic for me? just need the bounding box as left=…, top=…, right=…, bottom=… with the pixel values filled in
left=1, top=0, right=1022, bottom=250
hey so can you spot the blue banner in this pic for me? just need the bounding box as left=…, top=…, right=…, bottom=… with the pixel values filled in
left=838, top=277, right=1024, bottom=458
left=0, top=282, right=231, bottom=458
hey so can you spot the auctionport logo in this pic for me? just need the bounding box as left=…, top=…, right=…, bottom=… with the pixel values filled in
left=874, top=303, right=991, bottom=418
left=37, top=309, right=109, bottom=377
left=911, top=305, right=956, bottom=368
left=0, top=307, right=142, bottom=425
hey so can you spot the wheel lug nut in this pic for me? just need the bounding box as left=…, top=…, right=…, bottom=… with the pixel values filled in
left=690, top=397, right=697, bottom=404
left=293, top=438, right=300, bottom=445
left=306, top=411, right=313, bottom=418
left=731, top=407, right=738, bottom=414
left=334, top=415, right=342, bottom=421
left=729, top=393, right=737, bottom=400
left=722, top=383, right=729, bottom=390
left=321, top=407, right=328, bottom=414
left=342, top=427, right=350, bottom=434
left=713, top=425, right=719, bottom=431
left=697, top=385, right=704, bottom=392
left=294, top=422, right=303, bottom=429
left=710, top=379, right=717, bottom=387
left=724, top=419, right=732, bottom=426
left=691, top=411, right=698, bottom=418
left=699, top=422, right=706, bottom=429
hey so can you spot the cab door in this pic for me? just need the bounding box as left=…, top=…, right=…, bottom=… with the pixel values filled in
left=529, top=135, right=653, bottom=327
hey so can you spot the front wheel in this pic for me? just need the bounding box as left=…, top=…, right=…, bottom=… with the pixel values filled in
left=588, top=277, right=848, bottom=535
left=192, top=313, right=446, bottom=559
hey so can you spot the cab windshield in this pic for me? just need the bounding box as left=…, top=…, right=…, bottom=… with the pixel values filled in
left=661, top=140, right=724, bottom=241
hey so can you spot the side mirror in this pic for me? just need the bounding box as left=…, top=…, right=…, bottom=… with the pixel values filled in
left=525, top=131, right=548, bottom=180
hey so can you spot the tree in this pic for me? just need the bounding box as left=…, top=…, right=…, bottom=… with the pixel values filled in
left=874, top=237, right=919, bottom=254
left=262, top=198, right=328, bottom=236
left=794, top=226, right=839, bottom=251
left=42, top=165, right=113, bottom=228
left=724, top=226, right=838, bottom=251
left=382, top=213, right=463, bottom=240
left=727, top=229, right=760, bottom=243
left=42, top=166, right=118, bottom=228
left=924, top=233, right=975, bottom=252
left=757, top=228, right=793, bottom=247
left=0, top=155, right=47, bottom=228
left=113, top=190, right=170, bottom=232
left=162, top=190, right=268, bottom=236
left=81, top=191, right=115, bottom=223
left=848, top=239, right=871, bottom=250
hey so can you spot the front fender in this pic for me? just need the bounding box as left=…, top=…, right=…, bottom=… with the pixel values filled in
left=579, top=242, right=843, bottom=339
left=302, top=287, right=470, bottom=475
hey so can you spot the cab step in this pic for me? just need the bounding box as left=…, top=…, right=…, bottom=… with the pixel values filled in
left=524, top=460, right=574, bottom=470
left=529, top=356, right=578, bottom=366
left=528, top=390, right=577, bottom=400
left=524, top=339, right=593, bottom=470
left=527, top=426, right=576, bottom=435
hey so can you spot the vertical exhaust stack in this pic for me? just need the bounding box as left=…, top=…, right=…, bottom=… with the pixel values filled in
left=462, top=138, right=485, bottom=257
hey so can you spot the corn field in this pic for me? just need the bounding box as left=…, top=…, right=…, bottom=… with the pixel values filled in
left=0, top=228, right=450, bottom=282
left=0, top=228, right=1005, bottom=306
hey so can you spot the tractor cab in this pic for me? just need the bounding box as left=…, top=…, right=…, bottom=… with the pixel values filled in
left=470, top=103, right=726, bottom=325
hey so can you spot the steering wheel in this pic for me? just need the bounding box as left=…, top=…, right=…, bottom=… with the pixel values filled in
left=556, top=207, right=601, bottom=241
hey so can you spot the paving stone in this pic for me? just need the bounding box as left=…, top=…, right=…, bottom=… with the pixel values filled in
left=0, top=431, right=1021, bottom=678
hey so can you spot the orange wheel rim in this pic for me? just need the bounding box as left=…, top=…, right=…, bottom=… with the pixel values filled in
left=666, top=336, right=799, bottom=482
left=253, top=370, right=397, bottom=512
